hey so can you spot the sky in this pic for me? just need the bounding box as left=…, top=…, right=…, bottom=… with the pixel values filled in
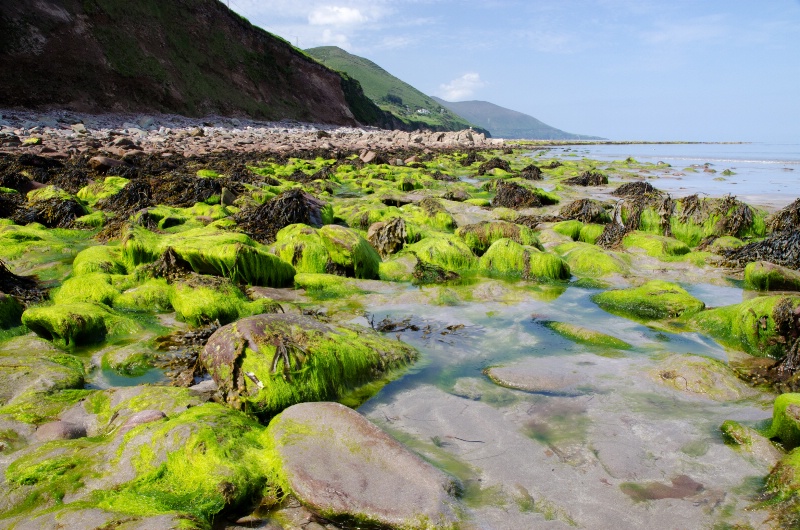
left=227, top=0, right=799, bottom=142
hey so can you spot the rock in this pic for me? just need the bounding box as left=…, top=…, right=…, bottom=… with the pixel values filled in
left=88, top=156, right=126, bottom=173
left=220, top=187, right=236, bottom=206
left=744, top=261, right=800, bottom=292
left=118, top=410, right=167, bottom=435
left=200, top=313, right=416, bottom=415
left=268, top=402, right=461, bottom=528
left=188, top=379, right=218, bottom=399
left=0, top=336, right=85, bottom=407
left=360, top=150, right=377, bottom=164
left=137, top=116, right=155, bottom=129
left=650, top=354, right=762, bottom=402
left=70, top=123, right=88, bottom=135
left=189, top=127, right=205, bottom=137
left=34, top=421, right=87, bottom=442
left=720, top=421, right=783, bottom=467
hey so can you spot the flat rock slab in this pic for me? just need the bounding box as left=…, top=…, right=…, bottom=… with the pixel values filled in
left=269, top=402, right=461, bottom=529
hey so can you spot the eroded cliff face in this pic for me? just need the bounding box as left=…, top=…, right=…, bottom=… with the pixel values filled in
left=0, top=0, right=383, bottom=126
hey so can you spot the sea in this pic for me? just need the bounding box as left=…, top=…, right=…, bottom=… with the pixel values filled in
left=543, top=142, right=800, bottom=210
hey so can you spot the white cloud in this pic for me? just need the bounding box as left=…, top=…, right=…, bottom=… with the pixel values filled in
left=437, top=73, right=485, bottom=101
left=309, top=6, right=368, bottom=26
left=321, top=29, right=351, bottom=48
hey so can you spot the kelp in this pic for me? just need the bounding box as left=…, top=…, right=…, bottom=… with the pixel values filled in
left=563, top=170, right=608, bottom=186
left=236, top=189, right=332, bottom=245
left=559, top=199, right=611, bottom=224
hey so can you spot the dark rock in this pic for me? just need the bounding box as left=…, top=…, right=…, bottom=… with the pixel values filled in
left=268, top=402, right=462, bottom=529
left=235, top=188, right=329, bottom=244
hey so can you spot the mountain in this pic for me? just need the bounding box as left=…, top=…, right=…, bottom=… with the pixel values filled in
left=0, top=0, right=396, bottom=127
left=305, top=46, right=486, bottom=134
left=431, top=97, right=603, bottom=140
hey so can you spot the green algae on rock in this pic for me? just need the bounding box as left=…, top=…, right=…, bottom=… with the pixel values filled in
left=272, top=224, right=331, bottom=274
left=593, top=280, right=705, bottom=321
left=478, top=239, right=570, bottom=282
left=691, top=295, right=800, bottom=358
left=22, top=302, right=141, bottom=348
left=623, top=231, right=690, bottom=258
left=650, top=354, right=764, bottom=402
left=551, top=220, right=584, bottom=241
left=554, top=241, right=630, bottom=278
left=319, top=224, right=381, bottom=279
left=405, top=235, right=477, bottom=274
left=455, top=220, right=540, bottom=256
left=544, top=321, right=632, bottom=350
left=200, top=313, right=416, bottom=417
left=122, top=226, right=296, bottom=287
left=72, top=245, right=128, bottom=276
left=761, top=393, right=800, bottom=450
left=170, top=275, right=282, bottom=327
left=0, top=293, right=23, bottom=329
left=745, top=261, right=800, bottom=292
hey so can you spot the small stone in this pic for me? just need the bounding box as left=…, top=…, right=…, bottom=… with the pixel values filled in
left=220, top=187, right=236, bottom=206
left=71, top=123, right=88, bottom=135
left=118, top=409, right=167, bottom=435
left=189, top=127, right=205, bottom=137
left=34, top=421, right=86, bottom=442
left=88, top=156, right=126, bottom=173
left=360, top=150, right=377, bottom=164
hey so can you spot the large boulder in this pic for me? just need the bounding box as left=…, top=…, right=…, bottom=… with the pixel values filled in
left=268, top=402, right=462, bottom=529
left=200, top=314, right=416, bottom=416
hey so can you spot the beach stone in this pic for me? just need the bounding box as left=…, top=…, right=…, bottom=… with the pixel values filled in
left=360, top=150, right=377, bottom=164
left=118, top=410, right=167, bottom=435
left=7, top=508, right=189, bottom=530
left=34, top=420, right=87, bottom=442
left=88, top=155, right=126, bottom=173
left=649, top=354, right=762, bottom=402
left=70, top=123, right=88, bottom=134
left=268, top=402, right=462, bottom=529
left=744, top=261, right=800, bottom=292
left=720, top=421, right=784, bottom=468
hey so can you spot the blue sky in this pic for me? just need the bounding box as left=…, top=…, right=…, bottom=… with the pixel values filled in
left=229, top=1, right=799, bottom=142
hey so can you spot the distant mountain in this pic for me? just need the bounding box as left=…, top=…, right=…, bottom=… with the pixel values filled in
left=431, top=97, right=603, bottom=140
left=306, top=46, right=487, bottom=134
left=0, top=0, right=396, bottom=127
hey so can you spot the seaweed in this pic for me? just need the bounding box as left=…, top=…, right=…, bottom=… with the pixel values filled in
left=559, top=199, right=610, bottom=224
left=236, top=189, right=330, bottom=245
left=0, top=189, right=23, bottom=219
left=519, top=164, right=542, bottom=180
left=477, top=157, right=511, bottom=176
left=150, top=173, right=221, bottom=207
left=0, top=259, right=47, bottom=306
left=723, top=231, right=800, bottom=270
left=492, top=181, right=543, bottom=209
left=612, top=182, right=663, bottom=198
left=367, top=217, right=407, bottom=258
left=563, top=170, right=608, bottom=186
left=13, top=197, right=87, bottom=228
left=768, top=198, right=800, bottom=234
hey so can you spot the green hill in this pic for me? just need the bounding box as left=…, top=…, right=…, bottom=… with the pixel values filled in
left=305, top=46, right=485, bottom=134
left=431, top=97, right=604, bottom=140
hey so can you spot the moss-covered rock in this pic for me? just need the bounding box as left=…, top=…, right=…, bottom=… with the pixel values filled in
left=200, top=313, right=416, bottom=417
left=21, top=302, right=141, bottom=348
left=52, top=273, right=125, bottom=306
left=170, top=275, right=281, bottom=327
left=593, top=280, right=705, bottom=321
left=404, top=235, right=477, bottom=273
left=72, top=245, right=128, bottom=276
left=456, top=221, right=540, bottom=256
left=113, top=278, right=174, bottom=312
left=720, top=420, right=783, bottom=467
left=761, top=393, right=800, bottom=450
left=745, top=261, right=800, bottom=292
left=77, top=176, right=130, bottom=206
left=544, top=321, right=631, bottom=350
left=554, top=242, right=630, bottom=278
left=691, top=296, right=800, bottom=358
left=478, top=239, right=570, bottom=281
left=578, top=223, right=606, bottom=245
left=319, top=224, right=381, bottom=279
left=623, top=231, right=690, bottom=257
left=272, top=224, right=332, bottom=274
left=122, top=226, right=295, bottom=287
left=552, top=220, right=584, bottom=241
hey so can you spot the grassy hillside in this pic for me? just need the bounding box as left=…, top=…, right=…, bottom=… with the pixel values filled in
left=306, top=46, right=485, bottom=133
left=0, top=0, right=392, bottom=127
left=431, top=97, right=603, bottom=140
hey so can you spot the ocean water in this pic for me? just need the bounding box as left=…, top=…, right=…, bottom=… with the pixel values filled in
left=548, top=142, right=800, bottom=208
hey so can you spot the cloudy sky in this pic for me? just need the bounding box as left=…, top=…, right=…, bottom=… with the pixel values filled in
left=227, top=0, right=798, bottom=142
